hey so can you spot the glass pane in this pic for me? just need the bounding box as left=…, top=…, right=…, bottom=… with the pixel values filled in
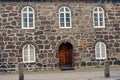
left=24, top=22, right=27, bottom=27
left=60, top=18, right=64, bottom=22
left=100, top=18, right=103, bottom=21
left=30, top=55, right=34, bottom=61
left=96, top=52, right=100, bottom=58
left=66, top=13, right=70, bottom=17
left=65, top=8, right=69, bottom=12
left=24, top=45, right=28, bottom=61
left=23, top=14, right=27, bottom=18
left=100, top=22, right=103, bottom=26
left=29, top=23, right=33, bottom=27
left=96, top=43, right=100, bottom=58
left=24, top=50, right=28, bottom=55
left=66, top=23, right=70, bottom=27
left=23, top=8, right=27, bottom=12
left=60, top=8, right=64, bottom=12
left=29, top=18, right=33, bottom=22
left=94, top=13, right=97, bottom=17
left=60, top=23, right=64, bottom=27
left=94, top=8, right=98, bottom=12
left=94, top=18, right=98, bottom=21
left=99, top=8, right=103, bottom=11
left=60, top=13, right=64, bottom=17
left=29, top=14, right=33, bottom=18
left=101, top=43, right=105, bottom=58
left=95, top=22, right=98, bottom=26
left=24, top=18, right=27, bottom=22
left=29, top=7, right=33, bottom=12
left=24, top=55, right=28, bottom=61
left=66, top=18, right=70, bottom=23
left=99, top=13, right=103, bottom=18
left=30, top=45, right=34, bottom=61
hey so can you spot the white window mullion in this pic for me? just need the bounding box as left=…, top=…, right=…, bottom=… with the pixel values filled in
left=98, top=8, right=100, bottom=27
left=33, top=12, right=35, bottom=28
left=27, top=7, right=29, bottom=28
left=64, top=7, right=66, bottom=28
left=99, top=42, right=102, bottom=59
left=28, top=45, right=30, bottom=62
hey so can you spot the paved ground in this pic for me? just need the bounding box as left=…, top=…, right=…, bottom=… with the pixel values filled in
left=0, top=67, right=120, bottom=80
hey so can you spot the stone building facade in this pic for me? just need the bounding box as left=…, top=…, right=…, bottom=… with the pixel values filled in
left=0, top=1, right=120, bottom=71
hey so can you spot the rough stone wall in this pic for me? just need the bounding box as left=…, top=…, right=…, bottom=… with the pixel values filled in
left=0, top=2, right=120, bottom=71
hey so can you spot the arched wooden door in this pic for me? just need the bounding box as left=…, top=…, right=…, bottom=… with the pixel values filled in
left=58, top=42, right=73, bottom=67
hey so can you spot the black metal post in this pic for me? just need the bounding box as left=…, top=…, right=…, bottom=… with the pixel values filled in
left=19, top=63, right=24, bottom=80
left=104, top=61, right=110, bottom=77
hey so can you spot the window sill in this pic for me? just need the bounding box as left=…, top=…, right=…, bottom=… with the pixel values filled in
left=59, top=27, right=72, bottom=29
left=23, top=61, right=35, bottom=63
left=94, top=27, right=105, bottom=28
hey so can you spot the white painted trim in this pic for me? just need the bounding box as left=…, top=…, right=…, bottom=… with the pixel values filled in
left=21, top=6, right=35, bottom=29
left=95, top=42, right=107, bottom=60
left=59, top=6, right=72, bottom=28
left=93, top=7, right=105, bottom=28
left=22, top=44, right=36, bottom=63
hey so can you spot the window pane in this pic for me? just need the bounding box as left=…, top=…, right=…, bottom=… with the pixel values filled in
left=100, top=18, right=103, bottom=21
left=24, top=50, right=28, bottom=55
left=60, top=23, right=64, bottom=27
left=30, top=45, right=35, bottom=61
left=94, top=13, right=97, bottom=17
left=60, top=18, right=64, bottom=22
left=24, top=18, right=27, bottom=22
left=29, top=23, right=33, bottom=27
left=60, top=13, right=64, bottom=17
left=29, top=7, right=33, bottom=12
left=101, top=43, right=106, bottom=58
left=23, top=45, right=28, bottom=62
left=95, top=22, right=98, bottom=26
left=29, top=14, right=33, bottom=18
left=99, top=13, right=103, bottom=18
left=96, top=43, right=100, bottom=59
left=29, top=18, right=33, bottom=22
left=99, top=8, right=103, bottom=11
left=66, top=13, right=70, bottom=17
left=65, top=8, right=69, bottom=12
left=94, top=8, right=98, bottom=11
left=24, top=22, right=27, bottom=27
left=96, top=52, right=100, bottom=58
left=66, top=18, right=70, bottom=23
left=94, top=18, right=98, bottom=21
left=23, top=14, right=27, bottom=18
left=60, top=8, right=64, bottom=12
left=23, top=8, right=27, bottom=12
left=100, top=22, right=103, bottom=26
left=24, top=55, right=28, bottom=61
left=66, top=23, right=70, bottom=27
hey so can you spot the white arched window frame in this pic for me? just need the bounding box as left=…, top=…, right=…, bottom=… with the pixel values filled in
left=93, top=7, right=105, bottom=28
left=22, top=44, right=35, bottom=63
left=95, top=42, right=107, bottom=59
left=59, top=6, right=71, bottom=28
left=22, top=6, right=35, bottom=29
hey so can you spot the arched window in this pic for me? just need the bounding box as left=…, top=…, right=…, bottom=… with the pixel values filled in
left=95, top=42, right=107, bottom=59
left=59, top=6, right=71, bottom=28
left=93, top=7, right=105, bottom=28
left=22, top=6, right=35, bottom=29
left=23, top=44, right=35, bottom=63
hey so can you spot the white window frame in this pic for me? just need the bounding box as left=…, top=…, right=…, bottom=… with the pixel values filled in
left=93, top=7, right=105, bottom=28
left=95, top=42, right=107, bottom=59
left=22, top=6, right=35, bottom=29
left=22, top=44, right=36, bottom=63
left=59, top=6, right=72, bottom=28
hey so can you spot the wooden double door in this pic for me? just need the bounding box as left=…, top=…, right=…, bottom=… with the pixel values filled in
left=58, top=42, right=73, bottom=67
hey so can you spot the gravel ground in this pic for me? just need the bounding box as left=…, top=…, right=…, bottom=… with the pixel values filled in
left=0, top=67, right=120, bottom=80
